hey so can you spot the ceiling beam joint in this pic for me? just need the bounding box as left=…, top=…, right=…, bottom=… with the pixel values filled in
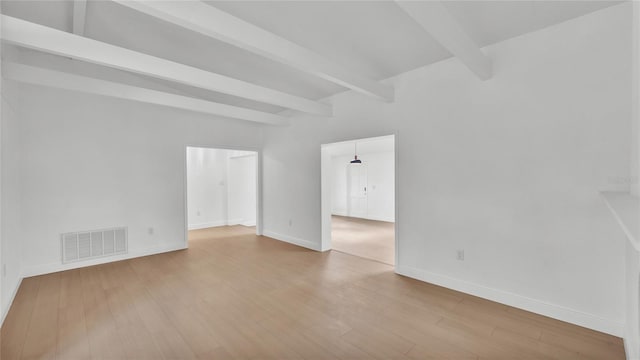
left=114, top=0, right=394, bottom=102
left=72, top=0, right=87, bottom=36
left=3, top=62, right=289, bottom=126
left=1, top=15, right=332, bottom=116
left=396, top=1, right=492, bottom=80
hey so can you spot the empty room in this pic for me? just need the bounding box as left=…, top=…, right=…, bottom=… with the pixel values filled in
left=323, top=135, right=396, bottom=265
left=0, top=1, right=639, bottom=359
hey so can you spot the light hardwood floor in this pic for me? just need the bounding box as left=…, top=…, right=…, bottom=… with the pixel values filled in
left=1, top=225, right=625, bottom=359
left=331, top=215, right=395, bottom=265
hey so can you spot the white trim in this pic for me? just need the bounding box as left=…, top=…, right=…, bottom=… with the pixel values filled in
left=188, top=220, right=227, bottom=230
left=320, top=134, right=397, bottom=149
left=321, top=133, right=398, bottom=255
left=393, top=130, right=400, bottom=268
left=1, top=15, right=331, bottom=116
left=4, top=63, right=288, bottom=126
left=21, top=244, right=186, bottom=278
left=625, top=328, right=640, bottom=360
left=263, top=230, right=321, bottom=251
left=0, top=276, right=22, bottom=327
left=184, top=144, right=263, bottom=243
left=183, top=147, right=189, bottom=249
left=72, top=0, right=87, bottom=36
left=600, top=191, right=640, bottom=251
left=395, top=265, right=624, bottom=337
left=256, top=150, right=263, bottom=236
left=332, top=213, right=395, bottom=223
left=114, top=0, right=393, bottom=102
left=226, top=218, right=244, bottom=226
left=331, top=209, right=348, bottom=217
left=395, top=1, right=492, bottom=80
left=229, top=153, right=257, bottom=160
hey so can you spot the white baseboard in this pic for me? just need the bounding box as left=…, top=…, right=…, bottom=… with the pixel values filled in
left=21, top=244, right=187, bottom=278
left=625, top=327, right=640, bottom=360
left=188, top=220, right=227, bottom=230
left=332, top=210, right=348, bottom=217
left=362, top=214, right=395, bottom=223
left=262, top=230, right=321, bottom=251
left=226, top=218, right=243, bottom=226
left=331, top=213, right=394, bottom=223
left=1, top=276, right=23, bottom=327
left=395, top=265, right=624, bottom=337
left=189, top=219, right=257, bottom=230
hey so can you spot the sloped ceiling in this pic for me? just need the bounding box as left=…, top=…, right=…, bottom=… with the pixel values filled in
left=1, top=0, right=621, bottom=117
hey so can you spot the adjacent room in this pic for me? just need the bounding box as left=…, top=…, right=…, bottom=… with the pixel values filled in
left=323, top=135, right=396, bottom=265
left=186, top=146, right=258, bottom=243
left=1, top=1, right=639, bottom=359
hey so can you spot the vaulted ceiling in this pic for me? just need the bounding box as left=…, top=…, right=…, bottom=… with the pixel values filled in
left=0, top=0, right=620, bottom=125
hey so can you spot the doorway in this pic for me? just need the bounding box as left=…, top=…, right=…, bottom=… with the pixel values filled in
left=321, top=135, right=397, bottom=265
left=185, top=146, right=259, bottom=244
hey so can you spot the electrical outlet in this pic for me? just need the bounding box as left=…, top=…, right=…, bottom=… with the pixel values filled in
left=148, top=227, right=154, bottom=235
left=197, top=210, right=201, bottom=216
left=288, top=219, right=292, bottom=227
left=457, top=250, right=465, bottom=261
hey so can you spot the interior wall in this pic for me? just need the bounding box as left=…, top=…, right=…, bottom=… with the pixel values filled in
left=187, top=147, right=229, bottom=230
left=633, top=2, right=640, bottom=199
left=626, top=3, right=640, bottom=358
left=1, top=81, right=22, bottom=324
left=187, top=148, right=257, bottom=230
left=331, top=151, right=394, bottom=222
left=12, top=83, right=263, bottom=277
left=262, top=3, right=630, bottom=335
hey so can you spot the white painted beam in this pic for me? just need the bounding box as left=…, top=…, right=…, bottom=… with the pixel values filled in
left=114, top=0, right=394, bottom=102
left=72, top=0, right=87, bottom=36
left=0, top=15, right=331, bottom=116
left=3, top=62, right=288, bottom=126
left=396, top=1, right=492, bottom=80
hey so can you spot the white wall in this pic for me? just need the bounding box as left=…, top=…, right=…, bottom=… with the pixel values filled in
left=1, top=81, right=23, bottom=324
left=187, top=148, right=257, bottom=230
left=227, top=154, right=257, bottom=226
left=625, top=241, right=640, bottom=359
left=626, top=3, right=640, bottom=358
left=331, top=155, right=349, bottom=216
left=11, top=83, right=263, bottom=277
left=262, top=3, right=630, bottom=335
left=331, top=151, right=394, bottom=222
left=633, top=2, right=640, bottom=199
left=187, top=147, right=229, bottom=230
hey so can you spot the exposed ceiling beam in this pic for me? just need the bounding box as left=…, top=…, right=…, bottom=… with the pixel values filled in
left=395, top=1, right=492, bottom=80
left=72, top=0, right=87, bottom=36
left=3, top=62, right=289, bottom=126
left=113, top=0, right=394, bottom=102
left=0, top=15, right=331, bottom=116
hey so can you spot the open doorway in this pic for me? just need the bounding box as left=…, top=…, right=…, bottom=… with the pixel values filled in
left=321, top=135, right=396, bottom=265
left=185, top=146, right=259, bottom=244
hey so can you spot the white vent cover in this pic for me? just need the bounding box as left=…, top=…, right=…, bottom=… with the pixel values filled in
left=61, top=227, right=127, bottom=264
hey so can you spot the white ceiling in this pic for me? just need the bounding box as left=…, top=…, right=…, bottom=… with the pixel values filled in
left=1, top=0, right=621, bottom=116
left=325, top=136, right=395, bottom=157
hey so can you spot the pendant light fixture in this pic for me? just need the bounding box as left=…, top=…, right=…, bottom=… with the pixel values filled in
left=350, top=142, right=362, bottom=164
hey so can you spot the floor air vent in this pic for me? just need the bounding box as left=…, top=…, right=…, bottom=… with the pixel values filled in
left=61, top=227, right=127, bottom=264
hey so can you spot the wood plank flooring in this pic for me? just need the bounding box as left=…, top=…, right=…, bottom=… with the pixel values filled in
left=1, top=225, right=625, bottom=359
left=331, top=215, right=395, bottom=265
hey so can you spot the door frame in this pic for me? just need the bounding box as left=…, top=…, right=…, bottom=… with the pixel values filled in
left=320, top=133, right=398, bottom=267
left=183, top=144, right=262, bottom=248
